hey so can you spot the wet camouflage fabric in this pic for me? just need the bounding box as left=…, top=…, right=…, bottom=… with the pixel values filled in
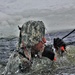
left=17, top=21, right=45, bottom=71
left=18, top=20, right=45, bottom=48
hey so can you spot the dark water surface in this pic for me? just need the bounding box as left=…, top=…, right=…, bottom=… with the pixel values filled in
left=0, top=37, right=18, bottom=65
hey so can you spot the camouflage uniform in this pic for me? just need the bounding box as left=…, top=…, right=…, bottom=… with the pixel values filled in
left=18, top=21, right=45, bottom=71
left=18, top=21, right=45, bottom=47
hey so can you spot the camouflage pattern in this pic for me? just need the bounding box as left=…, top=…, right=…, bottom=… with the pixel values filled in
left=18, top=20, right=45, bottom=48
left=18, top=20, right=45, bottom=59
left=17, top=21, right=45, bottom=71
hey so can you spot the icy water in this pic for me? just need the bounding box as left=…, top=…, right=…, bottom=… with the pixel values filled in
left=0, top=29, right=75, bottom=75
